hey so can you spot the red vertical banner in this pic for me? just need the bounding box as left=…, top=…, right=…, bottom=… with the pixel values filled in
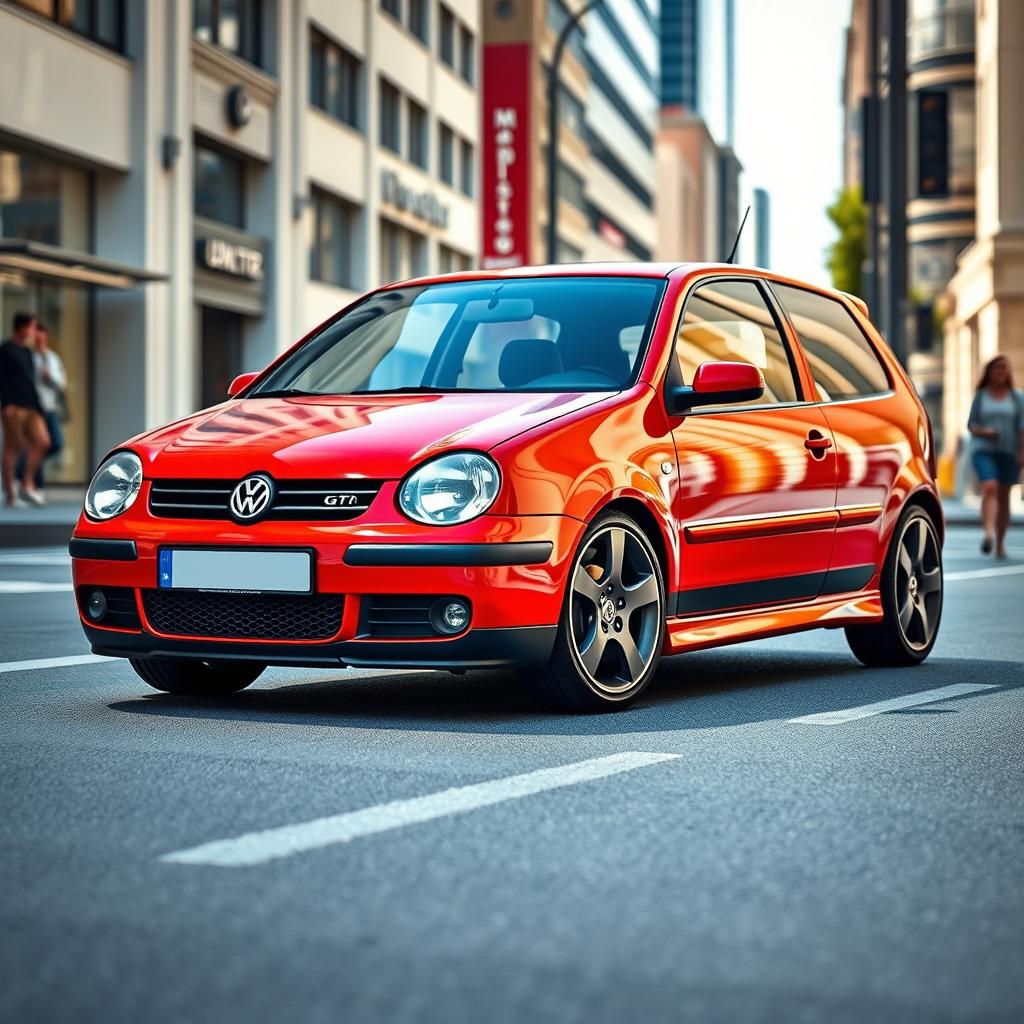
left=481, top=44, right=532, bottom=269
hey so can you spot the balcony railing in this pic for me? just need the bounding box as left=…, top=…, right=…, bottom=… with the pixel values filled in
left=908, top=4, right=976, bottom=63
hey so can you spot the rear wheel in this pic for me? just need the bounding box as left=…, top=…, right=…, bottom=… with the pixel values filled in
left=525, top=512, right=666, bottom=711
left=129, top=657, right=265, bottom=695
left=845, top=505, right=943, bottom=667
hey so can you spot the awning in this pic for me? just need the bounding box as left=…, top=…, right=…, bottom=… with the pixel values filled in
left=0, top=239, right=168, bottom=290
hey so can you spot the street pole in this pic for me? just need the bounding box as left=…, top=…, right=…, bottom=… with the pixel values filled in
left=546, top=0, right=601, bottom=265
left=886, top=0, right=908, bottom=365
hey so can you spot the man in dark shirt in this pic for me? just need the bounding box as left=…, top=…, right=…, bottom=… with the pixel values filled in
left=1, top=311, right=50, bottom=507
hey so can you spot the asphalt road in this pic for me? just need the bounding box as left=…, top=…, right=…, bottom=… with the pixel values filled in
left=1, top=524, right=1022, bottom=1023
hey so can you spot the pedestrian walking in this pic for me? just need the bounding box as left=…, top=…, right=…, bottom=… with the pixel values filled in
left=967, top=354, right=1024, bottom=557
left=28, top=322, right=67, bottom=490
left=0, top=311, right=50, bottom=508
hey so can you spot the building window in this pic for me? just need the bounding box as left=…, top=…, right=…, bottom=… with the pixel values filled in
left=309, top=189, right=357, bottom=289
left=558, top=83, right=586, bottom=137
left=194, top=0, right=262, bottom=68
left=379, top=78, right=403, bottom=154
left=439, top=123, right=454, bottom=186
left=380, top=0, right=401, bottom=20
left=459, top=24, right=474, bottom=84
left=310, top=30, right=361, bottom=130
left=409, top=0, right=428, bottom=42
left=380, top=218, right=426, bottom=284
left=439, top=4, right=455, bottom=67
left=439, top=245, right=471, bottom=273
left=460, top=138, right=474, bottom=197
left=194, top=144, right=245, bottom=227
left=408, top=99, right=429, bottom=169
left=11, top=0, right=125, bottom=52
left=557, top=161, right=586, bottom=211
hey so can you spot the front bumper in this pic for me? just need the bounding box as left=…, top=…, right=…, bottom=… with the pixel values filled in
left=70, top=505, right=580, bottom=669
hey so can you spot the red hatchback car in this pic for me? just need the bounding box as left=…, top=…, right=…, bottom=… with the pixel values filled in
left=71, top=264, right=943, bottom=710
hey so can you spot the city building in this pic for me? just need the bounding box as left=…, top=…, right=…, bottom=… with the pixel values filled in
left=840, top=0, right=976, bottom=443
left=942, top=0, right=1024, bottom=465
left=480, top=0, right=659, bottom=269
left=655, top=0, right=745, bottom=264
left=753, top=187, right=770, bottom=268
left=0, top=0, right=481, bottom=483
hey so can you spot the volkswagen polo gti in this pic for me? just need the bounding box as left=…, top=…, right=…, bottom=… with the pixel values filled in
left=71, top=264, right=943, bottom=710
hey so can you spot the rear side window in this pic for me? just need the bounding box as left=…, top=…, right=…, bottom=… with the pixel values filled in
left=773, top=284, right=891, bottom=401
left=675, top=279, right=800, bottom=406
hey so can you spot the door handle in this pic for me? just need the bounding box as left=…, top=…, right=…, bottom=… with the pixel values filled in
left=804, top=434, right=833, bottom=455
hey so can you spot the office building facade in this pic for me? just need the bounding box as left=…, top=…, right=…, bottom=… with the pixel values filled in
left=480, top=0, right=659, bottom=268
left=0, top=0, right=480, bottom=482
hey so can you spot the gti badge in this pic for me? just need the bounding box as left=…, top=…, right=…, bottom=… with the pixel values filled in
left=229, top=474, right=274, bottom=522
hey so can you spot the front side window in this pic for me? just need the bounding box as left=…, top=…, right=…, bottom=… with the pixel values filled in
left=252, top=277, right=665, bottom=396
left=772, top=284, right=891, bottom=401
left=194, top=144, right=245, bottom=227
left=194, top=0, right=262, bottom=67
left=676, top=279, right=800, bottom=406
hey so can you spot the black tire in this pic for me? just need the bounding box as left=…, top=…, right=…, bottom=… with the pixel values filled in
left=129, top=657, right=265, bottom=695
left=524, top=511, right=666, bottom=711
left=845, top=504, right=943, bottom=667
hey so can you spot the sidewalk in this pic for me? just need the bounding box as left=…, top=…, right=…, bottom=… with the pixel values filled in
left=0, top=488, right=83, bottom=548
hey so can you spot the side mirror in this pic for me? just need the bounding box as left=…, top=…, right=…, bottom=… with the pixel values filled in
left=227, top=371, right=260, bottom=398
left=667, top=360, right=765, bottom=414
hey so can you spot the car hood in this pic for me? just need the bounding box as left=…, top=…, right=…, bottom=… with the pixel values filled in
left=132, top=391, right=611, bottom=478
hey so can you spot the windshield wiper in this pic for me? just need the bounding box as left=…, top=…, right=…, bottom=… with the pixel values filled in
left=359, top=386, right=489, bottom=394
left=251, top=387, right=321, bottom=398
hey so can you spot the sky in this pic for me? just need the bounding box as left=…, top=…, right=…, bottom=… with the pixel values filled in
left=733, top=0, right=850, bottom=285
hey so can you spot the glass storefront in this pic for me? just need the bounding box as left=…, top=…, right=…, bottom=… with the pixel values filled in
left=0, top=149, right=92, bottom=483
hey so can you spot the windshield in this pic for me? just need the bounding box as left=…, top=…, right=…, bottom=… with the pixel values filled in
left=252, top=276, right=665, bottom=396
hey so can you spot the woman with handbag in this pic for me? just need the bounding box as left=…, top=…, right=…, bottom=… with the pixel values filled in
left=967, top=354, right=1024, bottom=557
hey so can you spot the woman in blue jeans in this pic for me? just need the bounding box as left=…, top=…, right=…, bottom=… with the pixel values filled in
left=968, top=355, right=1024, bottom=556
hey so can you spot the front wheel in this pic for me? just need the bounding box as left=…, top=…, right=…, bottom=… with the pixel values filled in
left=129, top=657, right=265, bottom=695
left=845, top=505, right=943, bottom=667
left=525, top=512, right=666, bottom=711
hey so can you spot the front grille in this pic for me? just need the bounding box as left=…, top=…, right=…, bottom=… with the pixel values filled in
left=148, top=478, right=384, bottom=521
left=360, top=594, right=443, bottom=638
left=142, top=590, right=345, bottom=641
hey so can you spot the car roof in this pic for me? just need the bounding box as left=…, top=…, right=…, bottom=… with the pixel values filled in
left=386, top=262, right=863, bottom=311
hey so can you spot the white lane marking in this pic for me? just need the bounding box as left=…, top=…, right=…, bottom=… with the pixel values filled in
left=946, top=565, right=1024, bottom=582
left=162, top=751, right=681, bottom=867
left=0, top=653, right=116, bottom=675
left=0, top=581, right=73, bottom=594
left=0, top=553, right=69, bottom=566
left=788, top=683, right=997, bottom=726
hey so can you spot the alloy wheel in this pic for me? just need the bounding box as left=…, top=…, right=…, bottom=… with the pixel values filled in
left=568, top=525, right=662, bottom=694
left=894, top=515, right=942, bottom=651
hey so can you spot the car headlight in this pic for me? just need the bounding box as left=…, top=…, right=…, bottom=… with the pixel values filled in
left=85, top=451, right=143, bottom=521
left=398, top=452, right=501, bottom=525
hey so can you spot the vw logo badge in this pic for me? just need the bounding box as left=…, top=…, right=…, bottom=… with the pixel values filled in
left=229, top=474, right=274, bottom=522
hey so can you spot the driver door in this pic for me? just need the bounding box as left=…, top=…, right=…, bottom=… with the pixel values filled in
left=668, top=278, right=839, bottom=615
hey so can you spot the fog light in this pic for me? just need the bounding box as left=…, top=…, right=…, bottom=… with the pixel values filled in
left=86, top=589, right=107, bottom=622
left=431, top=598, right=470, bottom=635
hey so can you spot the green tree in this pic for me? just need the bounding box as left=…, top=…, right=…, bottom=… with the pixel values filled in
left=826, top=185, right=866, bottom=297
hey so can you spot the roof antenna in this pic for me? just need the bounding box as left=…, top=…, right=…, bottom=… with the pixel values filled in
left=723, top=205, right=751, bottom=264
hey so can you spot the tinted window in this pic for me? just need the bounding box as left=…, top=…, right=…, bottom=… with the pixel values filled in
left=676, top=280, right=799, bottom=406
left=309, top=189, right=356, bottom=288
left=773, top=284, right=890, bottom=401
left=254, top=277, right=665, bottom=396
left=310, top=30, right=362, bottom=130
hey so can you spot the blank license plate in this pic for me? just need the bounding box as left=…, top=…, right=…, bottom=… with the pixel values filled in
left=158, top=548, right=312, bottom=593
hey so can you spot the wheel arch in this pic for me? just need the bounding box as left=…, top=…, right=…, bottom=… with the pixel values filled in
left=903, top=486, right=945, bottom=544
left=587, top=493, right=675, bottom=594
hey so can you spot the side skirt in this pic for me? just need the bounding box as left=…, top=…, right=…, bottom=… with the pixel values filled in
left=663, top=591, right=884, bottom=655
